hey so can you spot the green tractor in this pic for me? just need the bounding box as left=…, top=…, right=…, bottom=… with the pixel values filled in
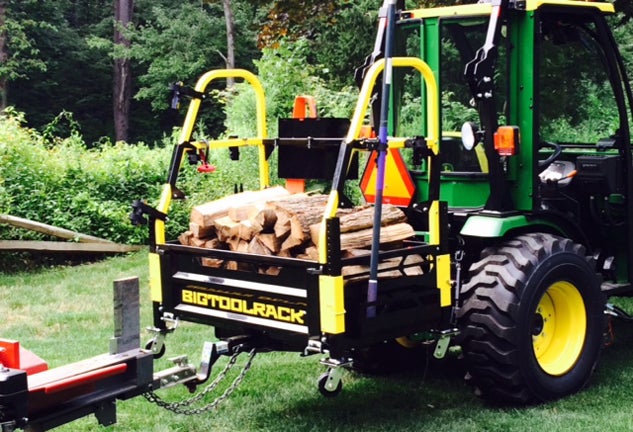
left=135, top=0, right=633, bottom=405
left=400, top=0, right=627, bottom=402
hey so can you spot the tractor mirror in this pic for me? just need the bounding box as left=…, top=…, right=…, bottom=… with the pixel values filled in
left=461, top=122, right=480, bottom=151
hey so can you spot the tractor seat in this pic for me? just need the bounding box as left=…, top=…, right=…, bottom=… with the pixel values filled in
left=539, top=160, right=576, bottom=186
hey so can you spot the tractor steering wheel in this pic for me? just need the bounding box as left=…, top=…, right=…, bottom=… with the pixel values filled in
left=538, top=141, right=562, bottom=173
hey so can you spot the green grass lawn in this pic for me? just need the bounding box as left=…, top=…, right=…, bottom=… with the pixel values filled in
left=3, top=252, right=633, bottom=431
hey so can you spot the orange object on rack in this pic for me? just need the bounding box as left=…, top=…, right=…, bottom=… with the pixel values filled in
left=286, top=95, right=318, bottom=194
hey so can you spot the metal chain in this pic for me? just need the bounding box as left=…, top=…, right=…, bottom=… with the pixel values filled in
left=451, top=247, right=465, bottom=325
left=143, top=348, right=257, bottom=415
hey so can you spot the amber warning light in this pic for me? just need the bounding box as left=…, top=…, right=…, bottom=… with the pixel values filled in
left=494, top=126, right=520, bottom=156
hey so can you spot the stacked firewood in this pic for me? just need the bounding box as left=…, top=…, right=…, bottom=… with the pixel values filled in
left=178, top=186, right=421, bottom=277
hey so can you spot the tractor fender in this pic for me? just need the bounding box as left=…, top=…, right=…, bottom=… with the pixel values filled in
left=459, top=212, right=589, bottom=248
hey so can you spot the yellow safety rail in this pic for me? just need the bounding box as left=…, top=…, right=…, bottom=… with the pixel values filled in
left=149, top=69, right=269, bottom=303
left=317, top=57, right=449, bottom=334
left=319, top=56, right=440, bottom=264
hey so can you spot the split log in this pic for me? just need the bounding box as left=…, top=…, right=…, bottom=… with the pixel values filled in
left=264, top=267, right=282, bottom=276
left=190, top=186, right=290, bottom=228
left=227, top=238, right=249, bottom=252
left=342, top=248, right=371, bottom=259
left=296, top=246, right=319, bottom=261
left=339, top=222, right=415, bottom=250
left=202, top=257, right=224, bottom=268
left=229, top=201, right=267, bottom=222
left=277, top=249, right=292, bottom=258
left=178, top=231, right=194, bottom=246
left=267, top=194, right=329, bottom=251
left=257, top=233, right=281, bottom=254
left=342, top=254, right=425, bottom=283
left=309, top=205, right=407, bottom=244
left=273, top=211, right=291, bottom=240
left=204, top=238, right=221, bottom=249
left=238, top=220, right=257, bottom=241
left=213, top=216, right=241, bottom=241
left=189, top=222, right=214, bottom=239
left=248, top=236, right=273, bottom=256
left=254, top=208, right=278, bottom=233
left=190, top=236, right=209, bottom=248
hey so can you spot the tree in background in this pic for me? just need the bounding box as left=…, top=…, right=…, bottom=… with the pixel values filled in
left=124, top=1, right=260, bottom=137
left=8, top=0, right=112, bottom=144
left=614, top=0, right=633, bottom=22
left=0, top=0, right=7, bottom=108
left=2, top=0, right=633, bottom=146
left=253, top=0, right=339, bottom=48
left=211, top=0, right=237, bottom=87
left=114, top=0, right=133, bottom=142
left=0, top=0, right=50, bottom=110
left=312, top=0, right=378, bottom=88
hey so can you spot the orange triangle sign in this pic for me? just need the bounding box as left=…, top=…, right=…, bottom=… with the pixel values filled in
left=360, top=148, right=416, bottom=207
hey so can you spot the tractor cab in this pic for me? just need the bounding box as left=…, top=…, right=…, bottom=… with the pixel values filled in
left=392, top=1, right=633, bottom=290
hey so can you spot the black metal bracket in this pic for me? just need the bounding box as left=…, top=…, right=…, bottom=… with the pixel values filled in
left=170, top=82, right=205, bottom=110
left=463, top=0, right=514, bottom=211
left=363, top=137, right=388, bottom=152
left=130, top=200, right=167, bottom=227
left=464, top=0, right=505, bottom=103
left=405, top=136, right=431, bottom=166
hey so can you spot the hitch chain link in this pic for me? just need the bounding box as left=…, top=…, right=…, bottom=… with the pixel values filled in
left=143, top=347, right=257, bottom=415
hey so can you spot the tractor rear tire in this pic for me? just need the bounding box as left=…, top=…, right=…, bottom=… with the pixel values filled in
left=457, top=233, right=605, bottom=403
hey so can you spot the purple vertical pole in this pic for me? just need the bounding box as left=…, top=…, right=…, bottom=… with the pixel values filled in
left=367, top=0, right=397, bottom=318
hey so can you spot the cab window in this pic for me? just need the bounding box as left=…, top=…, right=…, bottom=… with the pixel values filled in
left=538, top=12, right=620, bottom=145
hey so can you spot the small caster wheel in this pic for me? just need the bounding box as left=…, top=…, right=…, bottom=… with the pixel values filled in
left=145, top=339, right=166, bottom=359
left=318, top=372, right=342, bottom=398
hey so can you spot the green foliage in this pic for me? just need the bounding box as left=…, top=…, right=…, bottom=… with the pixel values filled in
left=539, top=18, right=622, bottom=144
left=312, top=0, right=377, bottom=88
left=251, top=0, right=339, bottom=48
left=0, top=108, right=284, bottom=266
left=612, top=16, right=633, bottom=78
left=0, top=110, right=167, bottom=248
left=248, top=1, right=377, bottom=88
left=0, top=1, right=52, bottom=82
left=124, top=1, right=259, bottom=112
left=225, top=38, right=358, bottom=138
left=8, top=0, right=115, bottom=145
left=541, top=80, right=620, bottom=143
left=127, top=3, right=228, bottom=112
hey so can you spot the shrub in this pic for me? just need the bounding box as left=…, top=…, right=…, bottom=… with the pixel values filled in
left=0, top=110, right=168, bottom=247
left=224, top=38, right=358, bottom=138
left=0, top=108, right=287, bottom=260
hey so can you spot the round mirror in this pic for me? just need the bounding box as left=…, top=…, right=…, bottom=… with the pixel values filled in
left=461, top=122, right=479, bottom=151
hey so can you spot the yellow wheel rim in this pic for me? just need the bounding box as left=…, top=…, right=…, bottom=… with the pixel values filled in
left=532, top=281, right=586, bottom=376
left=395, top=336, right=421, bottom=349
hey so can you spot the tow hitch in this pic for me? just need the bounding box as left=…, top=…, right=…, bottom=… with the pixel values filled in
left=143, top=336, right=257, bottom=415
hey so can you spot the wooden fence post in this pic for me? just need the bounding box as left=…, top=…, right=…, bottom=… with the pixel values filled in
left=110, top=276, right=140, bottom=354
